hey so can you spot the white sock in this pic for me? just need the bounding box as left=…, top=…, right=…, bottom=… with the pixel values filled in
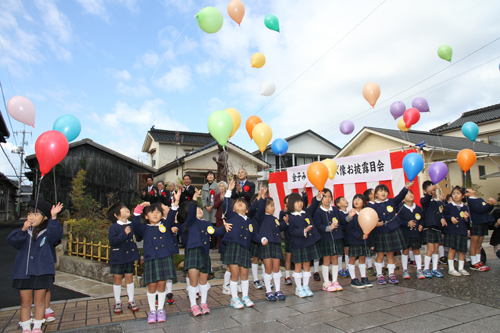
left=387, top=263, right=396, bottom=275
left=471, top=254, right=477, bottom=265
left=448, top=259, right=456, bottom=271
left=409, top=250, right=415, bottom=261
left=147, top=292, right=156, bottom=311
left=303, top=271, right=311, bottom=287
left=359, top=263, right=367, bottom=278
left=186, top=277, right=190, bottom=290
left=241, top=280, right=249, bottom=298
left=157, top=290, right=167, bottom=309
left=261, top=264, right=265, bottom=277
left=20, top=320, right=31, bottom=331
left=32, top=319, right=43, bottom=330
left=366, top=257, right=373, bottom=268
left=458, top=260, right=465, bottom=271
left=322, top=265, right=329, bottom=284
left=187, top=284, right=198, bottom=307
left=113, top=284, right=121, bottom=304
left=314, top=259, right=320, bottom=273
left=45, top=308, right=54, bottom=315
left=438, top=245, right=445, bottom=257
left=424, top=255, right=431, bottom=270
left=273, top=271, right=282, bottom=291
left=230, top=281, right=238, bottom=298
left=263, top=273, right=272, bottom=293
left=251, top=264, right=259, bottom=282
left=476, top=254, right=482, bottom=264
left=224, top=271, right=231, bottom=286
left=331, top=264, right=339, bottom=282
left=285, top=270, right=290, bottom=279
left=126, top=283, right=134, bottom=302
left=401, top=254, right=408, bottom=271
left=348, top=264, right=356, bottom=279
left=166, top=280, right=173, bottom=294
left=338, top=256, right=343, bottom=269
left=415, top=255, right=422, bottom=270
left=293, top=271, right=302, bottom=288
left=199, top=283, right=209, bottom=304
left=345, top=255, right=350, bottom=268
left=432, top=254, right=439, bottom=271
left=375, top=262, right=383, bottom=276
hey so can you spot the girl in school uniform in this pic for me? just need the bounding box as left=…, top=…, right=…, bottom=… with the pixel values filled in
left=363, top=188, right=376, bottom=276
left=398, top=190, right=425, bottom=279
left=442, top=186, right=470, bottom=276
left=372, top=181, right=414, bottom=285
left=335, top=197, right=350, bottom=278
left=287, top=191, right=322, bottom=298
left=132, top=192, right=180, bottom=324
left=107, top=202, right=140, bottom=314
left=280, top=195, right=293, bottom=285
left=313, top=188, right=344, bottom=292
left=8, top=200, right=63, bottom=333
left=248, top=193, right=264, bottom=290
left=346, top=194, right=374, bottom=288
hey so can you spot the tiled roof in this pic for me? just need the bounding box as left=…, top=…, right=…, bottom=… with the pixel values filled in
left=430, top=103, right=500, bottom=133
left=148, top=128, right=216, bottom=145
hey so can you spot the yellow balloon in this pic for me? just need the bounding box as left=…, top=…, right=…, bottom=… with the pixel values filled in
left=397, top=118, right=411, bottom=132
left=252, top=123, right=272, bottom=153
left=251, top=52, right=266, bottom=68
left=322, top=159, right=337, bottom=180
left=225, top=108, right=241, bottom=139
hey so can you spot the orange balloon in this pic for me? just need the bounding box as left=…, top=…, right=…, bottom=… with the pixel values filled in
left=358, top=207, right=378, bottom=235
left=246, top=115, right=262, bottom=140
left=457, top=149, right=476, bottom=172
left=227, top=0, right=245, bottom=25
left=307, top=162, right=329, bottom=191
left=363, top=82, right=381, bottom=108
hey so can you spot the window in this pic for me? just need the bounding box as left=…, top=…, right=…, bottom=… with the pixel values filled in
left=151, top=152, right=156, bottom=167
left=276, top=156, right=294, bottom=168
left=478, top=165, right=486, bottom=177
left=297, top=157, right=305, bottom=165
left=305, top=157, right=314, bottom=164
left=176, top=169, right=178, bottom=176
left=488, top=134, right=500, bottom=146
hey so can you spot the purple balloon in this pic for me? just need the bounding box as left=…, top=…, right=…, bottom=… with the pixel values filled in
left=412, top=97, right=430, bottom=112
left=340, top=120, right=355, bottom=135
left=428, top=161, right=448, bottom=184
left=390, top=101, right=406, bottom=119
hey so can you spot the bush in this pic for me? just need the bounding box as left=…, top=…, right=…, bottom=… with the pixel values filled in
left=67, top=218, right=110, bottom=245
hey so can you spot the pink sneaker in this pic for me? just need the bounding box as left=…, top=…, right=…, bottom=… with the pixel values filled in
left=147, top=310, right=157, bottom=324
left=328, top=281, right=342, bottom=291
left=32, top=329, right=43, bottom=333
left=200, top=303, right=210, bottom=315
left=190, top=304, right=202, bottom=317
left=156, top=309, right=166, bottom=322
left=322, top=282, right=333, bottom=291
left=44, top=312, right=56, bottom=322
left=22, top=330, right=31, bottom=333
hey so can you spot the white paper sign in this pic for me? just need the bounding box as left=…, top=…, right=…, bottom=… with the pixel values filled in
left=287, top=150, right=393, bottom=189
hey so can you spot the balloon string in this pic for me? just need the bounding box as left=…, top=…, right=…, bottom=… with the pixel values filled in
left=30, top=176, right=44, bottom=233
left=327, top=211, right=337, bottom=256
left=53, top=168, right=57, bottom=203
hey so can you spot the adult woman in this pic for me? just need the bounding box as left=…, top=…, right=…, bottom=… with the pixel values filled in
left=202, top=171, right=219, bottom=249
left=214, top=181, right=227, bottom=249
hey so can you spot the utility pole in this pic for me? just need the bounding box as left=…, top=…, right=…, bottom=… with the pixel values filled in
left=12, top=129, right=31, bottom=217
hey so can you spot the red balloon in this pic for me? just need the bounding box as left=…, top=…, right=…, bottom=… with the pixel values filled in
left=403, top=108, right=420, bottom=128
left=35, top=130, right=69, bottom=176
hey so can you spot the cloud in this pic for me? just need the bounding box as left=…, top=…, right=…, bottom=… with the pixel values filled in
left=115, top=81, right=151, bottom=98
left=77, top=0, right=108, bottom=21
left=34, top=0, right=72, bottom=43
left=113, top=69, right=132, bottom=81
left=133, top=51, right=160, bottom=69
left=154, top=65, right=192, bottom=92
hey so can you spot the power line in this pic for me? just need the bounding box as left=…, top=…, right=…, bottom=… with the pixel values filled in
left=0, top=79, right=18, bottom=146
left=0, top=143, right=19, bottom=180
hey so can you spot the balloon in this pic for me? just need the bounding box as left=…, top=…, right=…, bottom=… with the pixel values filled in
left=251, top=52, right=266, bottom=68
left=271, top=138, right=288, bottom=156
left=264, top=14, right=280, bottom=32
left=390, top=101, right=406, bottom=120
left=227, top=0, right=245, bottom=25
left=252, top=123, right=272, bottom=154
left=438, top=44, right=452, bottom=62
left=457, top=149, right=476, bottom=172
left=207, top=110, right=233, bottom=148
left=412, top=97, right=429, bottom=112
left=322, top=159, right=338, bottom=180
left=260, top=81, right=276, bottom=96
left=35, top=130, right=69, bottom=177
left=397, top=118, right=411, bottom=132
left=358, top=207, right=378, bottom=235
left=53, top=115, right=81, bottom=142
left=224, top=108, right=241, bottom=139
left=428, top=161, right=448, bottom=184
left=246, top=115, right=262, bottom=140
left=307, top=162, right=328, bottom=191
left=403, top=108, right=420, bottom=128
left=196, top=7, right=223, bottom=34
left=362, top=82, right=380, bottom=108
left=402, top=153, right=424, bottom=181
left=7, top=96, right=35, bottom=127
left=339, top=120, right=354, bottom=135
left=461, top=122, right=479, bottom=142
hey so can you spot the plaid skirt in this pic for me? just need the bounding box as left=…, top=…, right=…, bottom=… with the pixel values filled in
left=343, top=238, right=349, bottom=248
left=373, top=227, right=405, bottom=253
left=423, top=228, right=442, bottom=244
left=183, top=247, right=211, bottom=274
left=443, top=233, right=468, bottom=253
left=260, top=242, right=284, bottom=260
left=110, top=262, right=135, bottom=275
left=222, top=242, right=252, bottom=268
left=13, top=274, right=54, bottom=290
left=250, top=242, right=260, bottom=258
left=470, top=223, right=489, bottom=236
left=404, top=237, right=422, bottom=250
left=143, top=256, right=176, bottom=285
left=284, top=240, right=292, bottom=253
left=291, top=244, right=319, bottom=264
left=349, top=244, right=372, bottom=258
left=317, top=239, right=344, bottom=257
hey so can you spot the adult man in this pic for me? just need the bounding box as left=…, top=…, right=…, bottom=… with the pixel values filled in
left=155, top=181, right=170, bottom=206
left=182, top=174, right=195, bottom=202
left=231, top=169, right=255, bottom=205
left=165, top=182, right=176, bottom=207
left=141, top=177, right=157, bottom=203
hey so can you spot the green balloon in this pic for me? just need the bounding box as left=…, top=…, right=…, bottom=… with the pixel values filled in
left=438, top=44, right=452, bottom=62
left=196, top=6, right=223, bottom=34
left=264, top=14, right=280, bottom=32
left=207, top=110, right=233, bottom=148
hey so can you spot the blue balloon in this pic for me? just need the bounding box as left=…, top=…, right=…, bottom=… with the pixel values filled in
left=53, top=115, right=81, bottom=142
left=402, top=153, right=424, bottom=181
left=461, top=122, right=479, bottom=142
left=271, top=138, right=288, bottom=156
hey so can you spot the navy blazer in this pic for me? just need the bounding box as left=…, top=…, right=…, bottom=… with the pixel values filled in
left=231, top=180, right=255, bottom=206
left=185, top=203, right=225, bottom=254
left=420, top=193, right=444, bottom=230
left=346, top=213, right=374, bottom=246
left=398, top=204, right=424, bottom=239
left=108, top=222, right=140, bottom=265
left=153, top=190, right=171, bottom=206
left=255, top=198, right=287, bottom=244
left=372, top=187, right=408, bottom=234
left=8, top=219, right=63, bottom=280
left=280, top=191, right=308, bottom=241
left=287, top=197, right=321, bottom=249
left=467, top=197, right=495, bottom=225
left=313, top=206, right=345, bottom=241
left=442, top=203, right=469, bottom=236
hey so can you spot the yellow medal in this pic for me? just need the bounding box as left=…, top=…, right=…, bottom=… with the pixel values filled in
left=207, top=226, right=215, bottom=234
left=415, top=213, right=421, bottom=220
left=159, top=224, right=166, bottom=233
left=249, top=224, right=253, bottom=232
left=387, top=206, right=393, bottom=213
left=305, top=218, right=311, bottom=225
left=460, top=211, right=465, bottom=218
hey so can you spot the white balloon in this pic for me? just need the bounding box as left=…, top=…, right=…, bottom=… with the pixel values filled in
left=260, top=81, right=276, bottom=96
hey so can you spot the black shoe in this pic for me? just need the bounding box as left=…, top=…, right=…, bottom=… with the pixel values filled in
left=350, top=278, right=366, bottom=289
left=313, top=272, right=321, bottom=281
left=360, top=277, right=373, bottom=287
left=439, top=257, right=448, bottom=265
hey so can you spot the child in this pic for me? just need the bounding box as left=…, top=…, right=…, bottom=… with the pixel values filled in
left=420, top=181, right=446, bottom=278
left=222, top=179, right=268, bottom=309
left=442, top=186, right=470, bottom=276
left=107, top=202, right=140, bottom=314
left=466, top=188, right=496, bottom=271
left=335, top=196, right=350, bottom=278
left=313, top=188, right=344, bottom=292
left=398, top=190, right=424, bottom=279
left=248, top=193, right=264, bottom=290
left=346, top=194, right=373, bottom=288
left=280, top=195, right=293, bottom=285
left=8, top=200, right=63, bottom=333
left=363, top=188, right=376, bottom=276
left=372, top=181, right=413, bottom=285
left=132, top=193, right=180, bottom=324
left=255, top=188, right=288, bottom=301
left=287, top=191, right=322, bottom=297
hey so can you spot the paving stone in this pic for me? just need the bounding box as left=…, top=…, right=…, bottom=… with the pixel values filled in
left=291, top=323, right=345, bottom=333
left=380, top=290, right=440, bottom=304
left=288, top=297, right=352, bottom=313
left=278, top=309, right=349, bottom=329
left=382, top=314, right=459, bottom=333
left=356, top=327, right=395, bottom=333
left=335, top=287, right=403, bottom=303
left=328, top=311, right=400, bottom=332
left=216, top=320, right=290, bottom=333
left=425, top=296, right=470, bottom=307
left=252, top=296, right=310, bottom=312
left=441, top=315, right=500, bottom=333
left=335, top=299, right=398, bottom=316
left=380, top=300, right=449, bottom=318
left=231, top=307, right=301, bottom=325
left=435, top=303, right=500, bottom=323
left=158, top=317, right=241, bottom=333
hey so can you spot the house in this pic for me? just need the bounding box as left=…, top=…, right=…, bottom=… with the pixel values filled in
left=336, top=127, right=500, bottom=198
left=25, top=138, right=157, bottom=209
left=0, top=172, right=18, bottom=221
left=0, top=110, right=10, bottom=143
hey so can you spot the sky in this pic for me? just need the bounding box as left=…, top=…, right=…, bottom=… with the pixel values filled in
left=1, top=0, right=500, bottom=184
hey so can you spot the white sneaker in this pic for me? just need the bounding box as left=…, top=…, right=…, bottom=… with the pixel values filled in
left=458, top=269, right=470, bottom=276
left=448, top=269, right=461, bottom=276
left=222, top=285, right=231, bottom=295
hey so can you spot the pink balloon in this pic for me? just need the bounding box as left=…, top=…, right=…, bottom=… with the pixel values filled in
left=7, top=96, right=35, bottom=127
